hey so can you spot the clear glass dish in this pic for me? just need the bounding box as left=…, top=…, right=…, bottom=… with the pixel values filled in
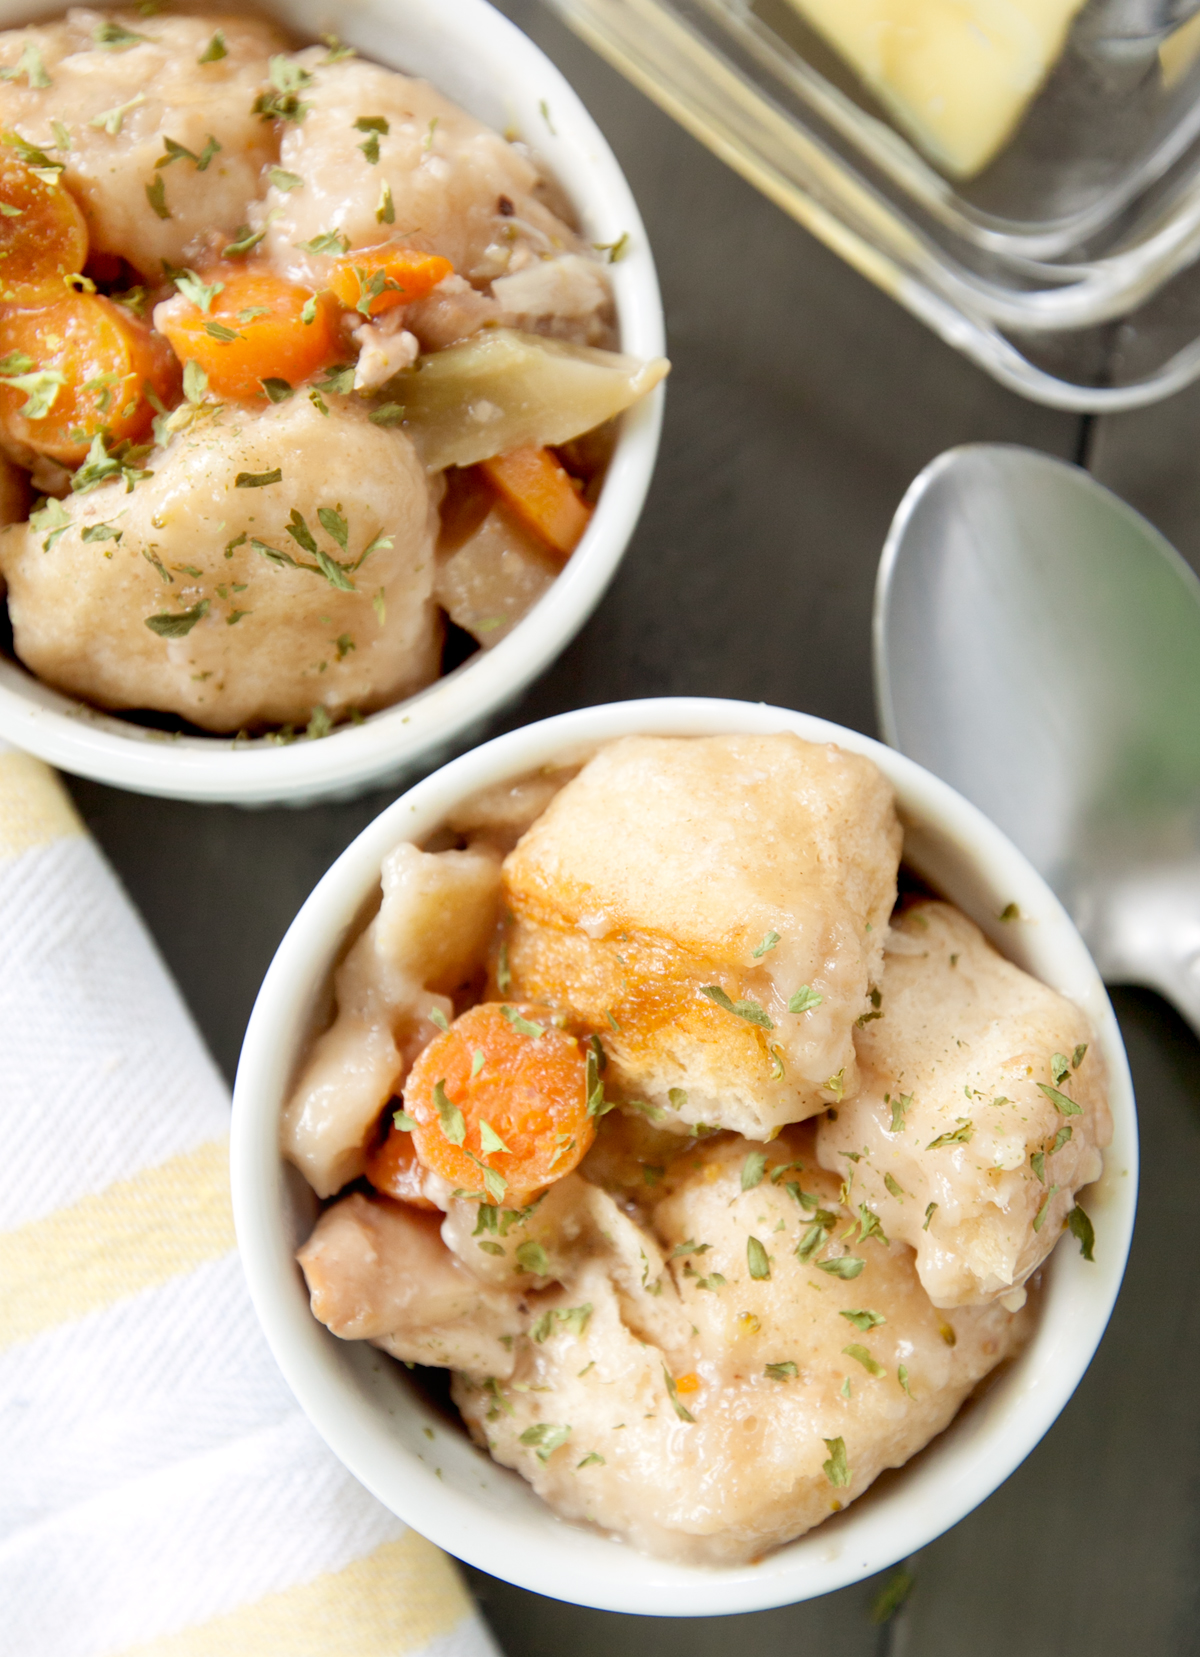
left=547, top=0, right=1200, bottom=408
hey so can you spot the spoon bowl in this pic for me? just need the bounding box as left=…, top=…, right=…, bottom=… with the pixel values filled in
left=875, top=442, right=1200, bottom=1035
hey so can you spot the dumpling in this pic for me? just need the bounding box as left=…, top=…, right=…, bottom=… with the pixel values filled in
left=0, top=11, right=284, bottom=274
left=453, top=1125, right=1029, bottom=1564
left=500, top=733, right=902, bottom=1138
left=816, top=902, right=1111, bottom=1307
left=0, top=392, right=440, bottom=730
left=261, top=53, right=580, bottom=286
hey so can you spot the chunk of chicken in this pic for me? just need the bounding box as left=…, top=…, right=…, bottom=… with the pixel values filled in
left=817, top=902, right=1111, bottom=1308
left=260, top=53, right=584, bottom=289
left=491, top=253, right=614, bottom=346
left=0, top=10, right=283, bottom=275
left=454, top=1127, right=1029, bottom=1564
left=0, top=393, right=439, bottom=731
left=439, top=1174, right=694, bottom=1349
left=434, top=502, right=559, bottom=647
left=298, top=1193, right=525, bottom=1376
left=501, top=734, right=902, bottom=1138
left=282, top=840, right=502, bottom=1197
left=405, top=256, right=617, bottom=352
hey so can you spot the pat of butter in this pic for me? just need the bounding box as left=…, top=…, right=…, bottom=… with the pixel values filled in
left=786, top=0, right=1087, bottom=177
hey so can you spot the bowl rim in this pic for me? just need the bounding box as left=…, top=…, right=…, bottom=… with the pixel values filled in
left=230, top=696, right=1138, bottom=1616
left=0, top=0, right=666, bottom=804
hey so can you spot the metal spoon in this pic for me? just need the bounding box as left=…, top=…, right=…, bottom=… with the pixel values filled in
left=874, top=442, right=1200, bottom=1037
left=1073, top=0, right=1200, bottom=78
left=1077, top=0, right=1200, bottom=46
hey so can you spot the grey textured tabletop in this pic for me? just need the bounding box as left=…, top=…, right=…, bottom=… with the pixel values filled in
left=63, top=5, right=1200, bottom=1652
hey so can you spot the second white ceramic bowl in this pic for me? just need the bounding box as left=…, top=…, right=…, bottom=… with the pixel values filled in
left=0, top=0, right=664, bottom=805
left=231, top=698, right=1137, bottom=1615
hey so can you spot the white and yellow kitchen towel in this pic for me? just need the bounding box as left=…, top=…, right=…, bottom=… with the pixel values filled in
left=0, top=746, right=502, bottom=1657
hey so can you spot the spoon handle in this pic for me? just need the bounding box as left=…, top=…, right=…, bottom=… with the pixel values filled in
left=1083, top=859, right=1200, bottom=1038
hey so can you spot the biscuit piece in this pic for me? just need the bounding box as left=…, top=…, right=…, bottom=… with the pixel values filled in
left=817, top=902, right=1111, bottom=1307
left=454, top=1127, right=1029, bottom=1564
left=501, top=733, right=902, bottom=1137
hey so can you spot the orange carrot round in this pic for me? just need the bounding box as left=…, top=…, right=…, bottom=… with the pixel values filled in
left=0, top=293, right=177, bottom=463
left=327, top=244, right=452, bottom=319
left=365, top=1118, right=438, bottom=1210
left=479, top=446, right=592, bottom=555
left=154, top=265, right=340, bottom=400
left=403, top=1002, right=594, bottom=1203
left=0, top=149, right=88, bottom=306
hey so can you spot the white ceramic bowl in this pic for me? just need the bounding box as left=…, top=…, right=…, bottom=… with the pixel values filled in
left=231, top=698, right=1137, bottom=1615
left=0, top=0, right=664, bottom=805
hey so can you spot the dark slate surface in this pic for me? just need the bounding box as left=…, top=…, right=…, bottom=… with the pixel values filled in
left=63, top=4, right=1200, bottom=1650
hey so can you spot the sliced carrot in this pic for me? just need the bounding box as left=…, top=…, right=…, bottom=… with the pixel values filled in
left=154, top=265, right=340, bottom=400
left=0, top=148, right=88, bottom=306
left=403, top=1002, right=594, bottom=1204
left=673, top=1372, right=702, bottom=1394
left=479, top=446, right=592, bottom=555
left=365, top=1117, right=438, bottom=1210
left=0, top=293, right=178, bottom=463
left=327, top=244, right=453, bottom=319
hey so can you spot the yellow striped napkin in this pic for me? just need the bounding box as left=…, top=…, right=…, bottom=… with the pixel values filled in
left=0, top=747, right=501, bottom=1657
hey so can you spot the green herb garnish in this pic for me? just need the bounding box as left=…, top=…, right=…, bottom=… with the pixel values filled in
left=700, top=984, right=774, bottom=1030
left=295, top=229, right=349, bottom=256
left=1033, top=1184, right=1060, bottom=1233
left=840, top=1308, right=885, bottom=1332
left=144, top=174, right=169, bottom=219
left=500, top=1005, right=545, bottom=1039
left=842, top=1343, right=885, bottom=1377
left=0, top=367, right=63, bottom=420
left=94, top=20, right=144, bottom=49
left=91, top=93, right=145, bottom=136
left=253, top=56, right=313, bottom=124
left=1038, top=1082, right=1083, bottom=1117
left=889, top=1092, right=912, bottom=1133
left=817, top=1254, right=865, bottom=1279
left=432, top=1078, right=465, bottom=1146
left=662, top=1366, right=695, bottom=1423
left=0, top=41, right=51, bottom=88
left=515, top=1239, right=549, bottom=1275
left=479, top=1119, right=512, bottom=1156
left=822, top=1436, right=850, bottom=1488
left=1067, top=1203, right=1095, bottom=1261
left=741, top=1150, right=767, bottom=1191
left=519, top=1422, right=571, bottom=1463
left=145, top=599, right=209, bottom=638
left=174, top=270, right=223, bottom=312
left=927, top=1118, right=973, bottom=1149
left=223, top=224, right=266, bottom=258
